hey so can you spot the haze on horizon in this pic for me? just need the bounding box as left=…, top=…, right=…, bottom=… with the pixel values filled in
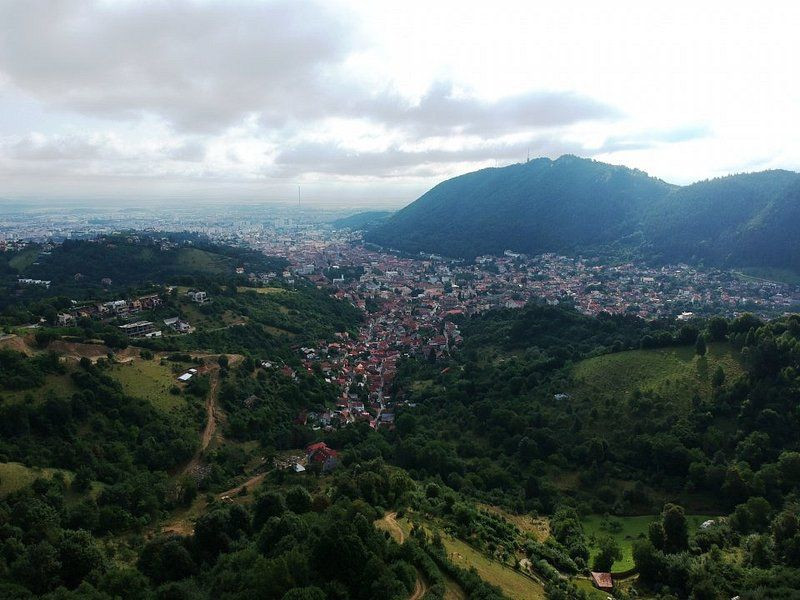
left=0, top=0, right=798, bottom=206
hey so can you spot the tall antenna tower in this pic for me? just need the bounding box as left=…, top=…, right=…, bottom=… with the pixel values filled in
left=297, top=185, right=301, bottom=207
left=526, top=150, right=530, bottom=163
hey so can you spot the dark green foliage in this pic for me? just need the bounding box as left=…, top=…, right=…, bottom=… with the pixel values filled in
left=367, top=155, right=800, bottom=275
left=592, top=536, right=621, bottom=572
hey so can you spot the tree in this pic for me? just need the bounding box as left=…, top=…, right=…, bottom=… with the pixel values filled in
left=285, top=486, right=312, bottom=514
left=707, top=317, right=728, bottom=342
left=253, top=492, right=286, bottom=529
left=712, top=365, right=726, bottom=388
left=662, top=503, right=689, bottom=553
left=592, top=536, right=622, bottom=572
left=648, top=521, right=666, bottom=551
left=695, top=334, right=707, bottom=356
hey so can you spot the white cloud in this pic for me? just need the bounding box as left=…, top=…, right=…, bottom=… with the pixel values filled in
left=0, top=0, right=797, bottom=200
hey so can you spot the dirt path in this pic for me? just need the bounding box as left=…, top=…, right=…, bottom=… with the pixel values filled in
left=218, top=472, right=268, bottom=498
left=409, top=570, right=428, bottom=600
left=382, top=511, right=405, bottom=544
left=179, top=354, right=242, bottom=477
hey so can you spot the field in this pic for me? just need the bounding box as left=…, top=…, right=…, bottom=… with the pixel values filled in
left=440, top=533, right=546, bottom=599
left=110, top=359, right=187, bottom=412
left=0, top=462, right=71, bottom=495
left=478, top=504, right=550, bottom=542
left=9, top=247, right=41, bottom=272
left=573, top=577, right=614, bottom=599
left=734, top=266, right=800, bottom=286
left=572, top=342, right=743, bottom=405
left=582, top=514, right=716, bottom=572
left=1, top=372, right=80, bottom=405
left=175, top=248, right=232, bottom=274
left=236, top=286, right=286, bottom=295
left=375, top=512, right=543, bottom=599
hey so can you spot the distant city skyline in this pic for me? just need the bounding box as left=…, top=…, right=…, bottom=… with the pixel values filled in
left=1, top=0, right=798, bottom=203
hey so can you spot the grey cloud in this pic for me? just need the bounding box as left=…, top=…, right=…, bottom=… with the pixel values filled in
left=346, top=81, right=619, bottom=136
left=272, top=137, right=588, bottom=178
left=168, top=141, right=206, bottom=162
left=0, top=2, right=618, bottom=139
left=0, top=0, right=356, bottom=132
left=5, top=134, right=118, bottom=161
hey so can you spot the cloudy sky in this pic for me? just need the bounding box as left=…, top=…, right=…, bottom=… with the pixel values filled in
left=0, top=0, right=798, bottom=205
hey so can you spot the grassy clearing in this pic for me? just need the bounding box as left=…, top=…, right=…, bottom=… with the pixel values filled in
left=582, top=514, right=716, bottom=572
left=573, top=578, right=612, bottom=599
left=478, top=504, right=550, bottom=542
left=1, top=372, right=79, bottom=405
left=111, top=359, right=186, bottom=412
left=236, top=286, right=287, bottom=295
left=175, top=248, right=231, bottom=274
left=572, top=342, right=743, bottom=405
left=734, top=266, right=800, bottom=286
left=0, top=462, right=71, bottom=495
left=9, top=247, right=40, bottom=272
left=444, top=577, right=467, bottom=600
left=440, top=533, right=546, bottom=599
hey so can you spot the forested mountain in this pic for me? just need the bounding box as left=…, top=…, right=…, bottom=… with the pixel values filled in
left=331, top=210, right=393, bottom=230
left=366, top=156, right=800, bottom=274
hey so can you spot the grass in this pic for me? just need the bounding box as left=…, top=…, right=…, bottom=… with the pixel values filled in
left=444, top=577, right=467, bottom=600
left=573, top=578, right=613, bottom=599
left=572, top=342, right=743, bottom=406
left=236, top=286, right=287, bottom=295
left=734, top=266, right=800, bottom=286
left=440, top=533, right=546, bottom=599
left=0, top=462, right=71, bottom=495
left=478, top=504, right=550, bottom=542
left=110, top=359, right=187, bottom=412
left=582, top=514, right=716, bottom=572
left=175, top=248, right=232, bottom=274
left=1, top=372, right=79, bottom=405
left=376, top=512, right=543, bottom=599
left=9, top=247, right=40, bottom=272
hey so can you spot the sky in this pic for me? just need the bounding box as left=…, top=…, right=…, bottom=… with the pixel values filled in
left=0, top=0, right=798, bottom=206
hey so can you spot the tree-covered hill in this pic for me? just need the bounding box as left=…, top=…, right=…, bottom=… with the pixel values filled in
left=331, top=210, right=394, bottom=230
left=366, top=155, right=800, bottom=274
left=11, top=234, right=287, bottom=298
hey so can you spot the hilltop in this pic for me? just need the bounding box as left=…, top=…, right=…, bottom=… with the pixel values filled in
left=366, top=156, right=800, bottom=275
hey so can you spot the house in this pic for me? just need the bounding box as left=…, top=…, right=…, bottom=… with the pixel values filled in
left=590, top=572, right=613, bottom=593
left=177, top=372, right=193, bottom=382
left=164, top=317, right=192, bottom=333
left=118, top=321, right=157, bottom=338
left=306, top=442, right=339, bottom=472
left=187, top=290, right=208, bottom=304
left=57, top=313, right=75, bottom=326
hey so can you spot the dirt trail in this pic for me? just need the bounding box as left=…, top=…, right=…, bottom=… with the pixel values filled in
left=409, top=570, right=428, bottom=600
left=382, top=511, right=405, bottom=544
left=180, top=354, right=242, bottom=477
left=218, top=472, right=267, bottom=498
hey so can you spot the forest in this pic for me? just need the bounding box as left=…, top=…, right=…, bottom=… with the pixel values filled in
left=366, top=155, right=800, bottom=275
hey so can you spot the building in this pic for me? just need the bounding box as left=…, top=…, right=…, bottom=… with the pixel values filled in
left=118, top=321, right=156, bottom=338
left=164, top=317, right=192, bottom=333
left=187, top=290, right=208, bottom=304
left=590, top=572, right=613, bottom=593
left=306, top=442, right=339, bottom=472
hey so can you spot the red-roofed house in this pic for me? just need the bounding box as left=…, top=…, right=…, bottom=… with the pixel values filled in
left=590, top=572, right=613, bottom=593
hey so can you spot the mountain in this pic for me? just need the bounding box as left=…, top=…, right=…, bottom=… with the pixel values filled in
left=331, top=210, right=393, bottom=230
left=366, top=156, right=800, bottom=273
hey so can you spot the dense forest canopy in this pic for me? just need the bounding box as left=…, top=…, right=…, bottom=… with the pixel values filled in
left=366, top=155, right=800, bottom=274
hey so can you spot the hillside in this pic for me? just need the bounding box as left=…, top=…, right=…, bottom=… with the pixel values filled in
left=7, top=233, right=287, bottom=301
left=366, top=156, right=800, bottom=274
left=332, top=210, right=393, bottom=230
